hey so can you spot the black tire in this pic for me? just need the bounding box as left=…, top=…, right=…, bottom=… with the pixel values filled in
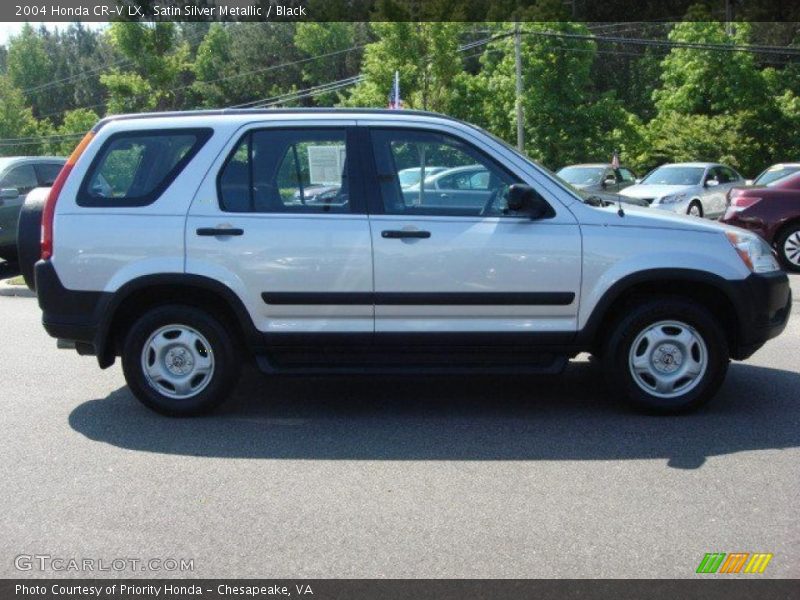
left=17, top=188, right=49, bottom=291
left=687, top=200, right=703, bottom=218
left=122, top=305, right=241, bottom=416
left=601, top=297, right=729, bottom=414
left=775, top=223, right=800, bottom=273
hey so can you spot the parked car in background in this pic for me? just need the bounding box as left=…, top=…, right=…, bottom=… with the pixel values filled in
left=556, top=163, right=637, bottom=194
left=722, top=170, right=800, bottom=272
left=398, top=166, right=447, bottom=188
left=620, top=162, right=744, bottom=219
left=749, top=162, right=800, bottom=186
left=0, top=156, right=65, bottom=260
left=403, top=164, right=494, bottom=209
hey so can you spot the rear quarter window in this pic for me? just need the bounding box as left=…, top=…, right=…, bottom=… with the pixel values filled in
left=78, top=128, right=212, bottom=207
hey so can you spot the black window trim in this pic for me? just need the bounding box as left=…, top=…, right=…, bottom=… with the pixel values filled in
left=216, top=126, right=365, bottom=215
left=364, top=126, right=537, bottom=218
left=77, top=127, right=213, bottom=208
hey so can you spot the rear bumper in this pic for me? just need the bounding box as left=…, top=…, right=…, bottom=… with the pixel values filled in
left=729, top=270, right=791, bottom=359
left=35, top=260, right=112, bottom=363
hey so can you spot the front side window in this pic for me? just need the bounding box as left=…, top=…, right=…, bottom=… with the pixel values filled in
left=218, top=129, right=351, bottom=214
left=370, top=129, right=518, bottom=217
left=2, top=164, right=38, bottom=195
left=80, top=129, right=211, bottom=207
left=619, top=168, right=636, bottom=182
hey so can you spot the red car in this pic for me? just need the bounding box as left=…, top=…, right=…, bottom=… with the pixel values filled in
left=722, top=171, right=800, bottom=272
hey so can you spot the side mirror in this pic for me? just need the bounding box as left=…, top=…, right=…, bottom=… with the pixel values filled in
left=507, top=184, right=552, bottom=219
left=602, top=176, right=616, bottom=187
left=745, top=179, right=754, bottom=185
left=0, top=187, right=19, bottom=200
left=634, top=178, right=642, bottom=184
left=705, top=178, right=719, bottom=187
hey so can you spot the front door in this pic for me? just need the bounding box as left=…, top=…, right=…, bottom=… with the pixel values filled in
left=187, top=124, right=374, bottom=337
left=366, top=127, right=582, bottom=340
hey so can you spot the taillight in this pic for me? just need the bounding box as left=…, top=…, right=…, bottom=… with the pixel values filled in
left=41, top=131, right=94, bottom=260
left=731, top=195, right=762, bottom=210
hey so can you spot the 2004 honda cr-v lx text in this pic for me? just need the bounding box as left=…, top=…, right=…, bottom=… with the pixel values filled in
left=17, top=109, right=791, bottom=416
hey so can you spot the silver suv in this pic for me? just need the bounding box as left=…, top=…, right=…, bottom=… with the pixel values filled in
left=19, top=109, right=791, bottom=416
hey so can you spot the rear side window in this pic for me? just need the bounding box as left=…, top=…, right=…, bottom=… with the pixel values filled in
left=218, top=128, right=353, bottom=214
left=35, top=163, right=64, bottom=187
left=78, top=128, right=212, bottom=207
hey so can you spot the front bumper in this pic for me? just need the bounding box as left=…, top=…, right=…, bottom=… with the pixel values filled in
left=728, top=270, right=792, bottom=360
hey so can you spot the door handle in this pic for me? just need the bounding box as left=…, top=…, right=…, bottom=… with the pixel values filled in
left=196, top=227, right=244, bottom=237
left=381, top=229, right=431, bottom=239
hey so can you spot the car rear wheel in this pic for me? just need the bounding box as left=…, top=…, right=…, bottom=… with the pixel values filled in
left=687, top=201, right=703, bottom=218
left=122, top=305, right=241, bottom=416
left=602, top=297, right=729, bottom=414
left=776, top=224, right=800, bottom=273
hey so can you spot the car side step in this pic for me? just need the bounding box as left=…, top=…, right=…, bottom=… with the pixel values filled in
left=255, top=353, right=568, bottom=376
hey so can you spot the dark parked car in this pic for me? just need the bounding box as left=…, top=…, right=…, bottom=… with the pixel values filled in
left=722, top=170, right=800, bottom=272
left=556, top=163, right=638, bottom=194
left=0, top=156, right=65, bottom=261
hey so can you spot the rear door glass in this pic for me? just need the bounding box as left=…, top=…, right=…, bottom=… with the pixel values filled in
left=79, top=129, right=212, bottom=207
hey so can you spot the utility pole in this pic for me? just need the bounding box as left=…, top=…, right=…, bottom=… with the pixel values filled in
left=725, top=0, right=733, bottom=36
left=514, top=22, right=524, bottom=153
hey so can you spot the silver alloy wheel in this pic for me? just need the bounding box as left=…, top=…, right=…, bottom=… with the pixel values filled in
left=628, top=320, right=708, bottom=399
left=688, top=203, right=702, bottom=217
left=141, top=324, right=215, bottom=399
left=783, top=230, right=800, bottom=267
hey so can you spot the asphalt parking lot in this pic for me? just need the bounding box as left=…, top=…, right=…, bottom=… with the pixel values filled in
left=0, top=265, right=798, bottom=579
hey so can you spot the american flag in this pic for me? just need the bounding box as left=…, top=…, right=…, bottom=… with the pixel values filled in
left=611, top=150, right=620, bottom=170
left=388, top=71, right=401, bottom=110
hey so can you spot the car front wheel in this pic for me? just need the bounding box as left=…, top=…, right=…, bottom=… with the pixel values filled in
left=776, top=224, right=800, bottom=273
left=602, top=298, right=729, bottom=414
left=122, top=305, right=241, bottom=416
left=687, top=201, right=703, bottom=217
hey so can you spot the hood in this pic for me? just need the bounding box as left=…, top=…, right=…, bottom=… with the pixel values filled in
left=620, top=183, right=694, bottom=199
left=591, top=203, right=741, bottom=235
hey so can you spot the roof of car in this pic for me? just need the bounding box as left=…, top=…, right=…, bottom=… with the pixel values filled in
left=0, top=156, right=65, bottom=163
left=560, top=163, right=615, bottom=169
left=95, top=108, right=464, bottom=130
left=660, top=162, right=720, bottom=168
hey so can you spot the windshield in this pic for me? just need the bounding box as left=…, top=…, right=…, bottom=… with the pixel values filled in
left=468, top=124, right=585, bottom=203
left=755, top=165, right=800, bottom=186
left=556, top=166, right=604, bottom=185
left=642, top=166, right=704, bottom=186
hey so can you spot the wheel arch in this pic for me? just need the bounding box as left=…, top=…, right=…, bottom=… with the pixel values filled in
left=578, top=268, right=743, bottom=355
left=96, top=274, right=261, bottom=368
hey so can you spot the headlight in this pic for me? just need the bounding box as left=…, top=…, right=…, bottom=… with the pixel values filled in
left=725, top=230, right=781, bottom=273
left=659, top=193, right=687, bottom=204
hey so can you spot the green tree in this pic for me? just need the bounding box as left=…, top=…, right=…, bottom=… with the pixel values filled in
left=6, top=24, right=55, bottom=119
left=344, top=22, right=466, bottom=112
left=0, top=76, right=41, bottom=156
left=469, top=22, right=635, bottom=168
left=294, top=23, right=363, bottom=106
left=101, top=22, right=190, bottom=113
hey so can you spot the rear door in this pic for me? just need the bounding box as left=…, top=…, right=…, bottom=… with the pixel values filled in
left=365, top=126, right=581, bottom=340
left=186, top=122, right=374, bottom=338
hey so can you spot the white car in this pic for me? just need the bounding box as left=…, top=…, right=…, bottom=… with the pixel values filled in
left=620, top=162, right=744, bottom=218
left=18, top=109, right=790, bottom=416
